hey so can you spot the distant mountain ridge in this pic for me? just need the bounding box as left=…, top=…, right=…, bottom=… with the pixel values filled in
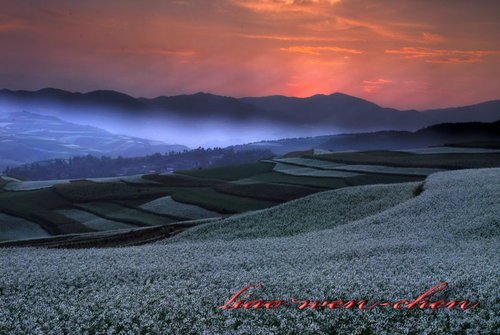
left=1, top=88, right=499, bottom=133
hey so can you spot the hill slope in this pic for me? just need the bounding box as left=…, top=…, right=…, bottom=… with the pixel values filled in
left=0, top=168, right=498, bottom=334
left=237, top=120, right=500, bottom=154
left=0, top=111, right=187, bottom=169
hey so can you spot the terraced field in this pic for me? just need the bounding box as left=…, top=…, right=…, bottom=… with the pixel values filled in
left=0, top=213, right=50, bottom=241
left=1, top=149, right=498, bottom=244
left=273, top=162, right=361, bottom=177
left=75, top=202, right=179, bottom=227
left=176, top=162, right=275, bottom=180
left=272, top=157, right=441, bottom=176
left=401, top=146, right=500, bottom=154
left=55, top=209, right=137, bottom=231
left=139, top=196, right=220, bottom=220
left=170, top=188, right=278, bottom=214
left=306, top=150, right=500, bottom=169
left=4, top=179, right=72, bottom=191
left=53, top=181, right=173, bottom=202
left=273, top=157, right=345, bottom=169
left=213, top=182, right=318, bottom=202
left=246, top=172, right=350, bottom=188
left=0, top=187, right=94, bottom=235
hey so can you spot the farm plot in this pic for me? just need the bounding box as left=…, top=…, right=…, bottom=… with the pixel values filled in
left=0, top=213, right=50, bottom=241
left=0, top=188, right=93, bottom=235
left=345, top=173, right=424, bottom=186
left=401, top=146, right=500, bottom=154
left=139, top=196, right=220, bottom=220
left=54, top=181, right=172, bottom=202
left=120, top=174, right=162, bottom=185
left=0, top=177, right=8, bottom=192
left=84, top=176, right=124, bottom=183
left=273, top=158, right=440, bottom=176
left=55, top=209, right=137, bottom=231
left=176, top=162, right=275, bottom=181
left=331, top=164, right=442, bottom=176
left=170, top=188, right=278, bottom=214
left=229, top=177, right=262, bottom=185
left=0, top=176, right=22, bottom=182
left=272, top=157, right=345, bottom=169
left=273, top=162, right=360, bottom=177
left=143, top=174, right=219, bottom=187
left=75, top=202, right=179, bottom=227
left=308, top=151, right=500, bottom=169
left=4, top=179, right=72, bottom=191
left=250, top=172, right=349, bottom=189
left=214, top=182, right=318, bottom=202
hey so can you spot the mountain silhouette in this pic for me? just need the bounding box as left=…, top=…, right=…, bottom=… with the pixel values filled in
left=0, top=88, right=499, bottom=135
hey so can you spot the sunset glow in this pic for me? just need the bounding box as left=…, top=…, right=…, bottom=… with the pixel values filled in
left=1, top=0, right=499, bottom=109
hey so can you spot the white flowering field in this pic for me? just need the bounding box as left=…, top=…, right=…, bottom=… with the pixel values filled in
left=0, top=168, right=498, bottom=334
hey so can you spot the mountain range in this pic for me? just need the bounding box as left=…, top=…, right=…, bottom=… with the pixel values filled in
left=0, top=87, right=499, bottom=156
left=1, top=88, right=499, bottom=135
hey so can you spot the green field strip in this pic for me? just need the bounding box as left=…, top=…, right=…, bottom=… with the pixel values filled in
left=175, top=162, right=275, bottom=181
left=170, top=187, right=278, bottom=214
left=139, top=196, right=221, bottom=220
left=75, top=202, right=177, bottom=227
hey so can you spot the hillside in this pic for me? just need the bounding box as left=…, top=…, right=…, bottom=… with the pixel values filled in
left=1, top=148, right=499, bottom=246
left=4, top=120, right=499, bottom=179
left=4, top=147, right=274, bottom=181
left=237, top=120, right=500, bottom=154
left=0, top=111, right=186, bottom=170
left=0, top=168, right=497, bottom=334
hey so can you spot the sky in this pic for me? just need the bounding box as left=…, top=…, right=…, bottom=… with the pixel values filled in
left=0, top=0, right=499, bottom=110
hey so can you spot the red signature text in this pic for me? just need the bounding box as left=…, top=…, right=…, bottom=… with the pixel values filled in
left=218, top=282, right=480, bottom=310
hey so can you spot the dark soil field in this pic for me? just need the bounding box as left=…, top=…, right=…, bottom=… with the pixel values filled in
left=308, top=151, right=500, bottom=169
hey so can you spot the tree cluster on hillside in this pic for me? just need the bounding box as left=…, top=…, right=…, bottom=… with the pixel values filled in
left=4, top=147, right=274, bottom=181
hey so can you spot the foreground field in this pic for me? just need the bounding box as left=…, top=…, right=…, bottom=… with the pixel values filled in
left=0, top=168, right=498, bottom=334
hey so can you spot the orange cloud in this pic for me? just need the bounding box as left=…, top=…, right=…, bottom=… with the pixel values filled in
left=362, top=78, right=393, bottom=93
left=235, top=33, right=354, bottom=42
left=233, top=0, right=341, bottom=13
left=335, top=17, right=411, bottom=41
left=0, top=20, right=26, bottom=33
left=385, top=47, right=500, bottom=63
left=421, top=32, right=446, bottom=44
left=306, top=59, right=346, bottom=66
left=280, top=46, right=363, bottom=55
left=363, top=79, right=393, bottom=85
left=105, top=48, right=196, bottom=57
